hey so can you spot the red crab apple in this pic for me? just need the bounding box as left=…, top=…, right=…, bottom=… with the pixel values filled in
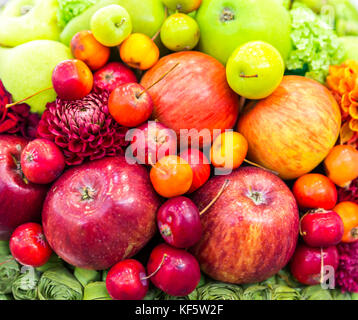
left=9, top=222, right=52, bottom=267
left=290, top=244, right=339, bottom=285
left=147, top=243, right=201, bottom=297
left=191, top=166, right=299, bottom=284
left=0, top=135, right=48, bottom=240
left=129, top=121, right=177, bottom=165
left=93, top=62, right=137, bottom=92
left=42, top=156, right=161, bottom=270
left=21, top=138, right=65, bottom=184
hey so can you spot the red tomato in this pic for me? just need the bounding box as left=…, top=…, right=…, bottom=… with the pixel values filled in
left=9, top=223, right=52, bottom=267
left=292, top=173, right=337, bottom=210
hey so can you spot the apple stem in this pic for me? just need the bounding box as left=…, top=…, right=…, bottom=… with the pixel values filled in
left=320, top=247, right=325, bottom=285
left=137, top=63, right=180, bottom=98
left=0, top=257, right=15, bottom=266
left=200, top=179, right=230, bottom=216
left=151, top=7, right=168, bottom=42
left=243, top=159, right=279, bottom=176
left=142, top=254, right=168, bottom=280
left=11, top=154, right=29, bottom=185
left=240, top=74, right=258, bottom=79
left=6, top=86, right=53, bottom=109
left=148, top=155, right=168, bottom=176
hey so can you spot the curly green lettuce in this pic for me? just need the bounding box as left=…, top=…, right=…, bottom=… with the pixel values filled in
left=286, top=3, right=344, bottom=83
left=57, top=0, right=99, bottom=28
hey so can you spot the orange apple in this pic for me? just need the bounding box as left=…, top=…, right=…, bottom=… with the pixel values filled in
left=237, top=76, right=341, bottom=180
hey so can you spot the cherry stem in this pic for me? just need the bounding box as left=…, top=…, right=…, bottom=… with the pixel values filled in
left=142, top=254, right=167, bottom=280
left=137, top=63, right=180, bottom=98
left=6, top=86, right=53, bottom=109
left=240, top=74, right=258, bottom=79
left=200, top=179, right=230, bottom=216
left=244, top=159, right=279, bottom=176
left=0, top=257, right=15, bottom=266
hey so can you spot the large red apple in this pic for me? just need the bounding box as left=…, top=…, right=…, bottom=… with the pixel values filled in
left=42, top=156, right=161, bottom=270
left=237, top=76, right=341, bottom=180
left=0, top=135, right=48, bottom=240
left=191, top=166, right=299, bottom=284
left=140, top=51, right=239, bottom=147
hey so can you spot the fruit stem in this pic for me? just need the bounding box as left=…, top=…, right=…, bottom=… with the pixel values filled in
left=240, top=74, right=258, bottom=79
left=137, top=63, right=180, bottom=98
left=148, top=155, right=168, bottom=176
left=243, top=159, right=279, bottom=176
left=320, top=247, right=325, bottom=285
left=142, top=254, right=167, bottom=280
left=200, top=179, right=230, bottom=216
left=6, top=87, right=53, bottom=109
left=351, top=227, right=358, bottom=239
left=11, top=154, right=28, bottom=184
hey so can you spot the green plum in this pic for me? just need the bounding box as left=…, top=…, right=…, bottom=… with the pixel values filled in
left=226, top=41, right=285, bottom=100
left=161, top=0, right=202, bottom=13
left=160, top=13, right=200, bottom=51
left=90, top=4, right=132, bottom=47
left=60, top=0, right=166, bottom=46
left=196, top=0, right=292, bottom=65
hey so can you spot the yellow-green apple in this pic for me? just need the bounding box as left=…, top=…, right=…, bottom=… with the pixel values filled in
left=237, top=76, right=341, bottom=180
left=191, top=166, right=299, bottom=284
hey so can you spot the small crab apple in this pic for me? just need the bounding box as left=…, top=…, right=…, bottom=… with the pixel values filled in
left=9, top=223, right=52, bottom=267
left=21, top=139, right=65, bottom=184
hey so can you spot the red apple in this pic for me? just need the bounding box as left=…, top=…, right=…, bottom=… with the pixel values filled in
left=180, top=148, right=211, bottom=193
left=140, top=51, right=239, bottom=147
left=93, top=62, right=137, bottom=92
left=52, top=59, right=93, bottom=100
left=191, top=166, right=299, bottom=284
left=0, top=135, right=48, bottom=240
left=108, top=83, right=153, bottom=127
left=237, top=76, right=341, bottom=180
left=21, top=138, right=65, bottom=184
left=129, top=121, right=177, bottom=165
left=42, top=156, right=161, bottom=270
left=290, top=244, right=339, bottom=285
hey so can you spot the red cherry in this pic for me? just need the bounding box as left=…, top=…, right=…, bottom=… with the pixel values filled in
left=147, top=243, right=201, bottom=297
left=52, top=59, right=93, bottom=100
left=106, top=259, right=148, bottom=300
left=180, top=148, right=211, bottom=193
left=290, top=243, right=339, bottom=285
left=292, top=173, right=337, bottom=210
left=9, top=223, right=52, bottom=267
left=157, top=196, right=202, bottom=248
left=300, top=209, right=344, bottom=247
left=108, top=83, right=153, bottom=127
left=93, top=62, right=137, bottom=93
left=21, top=139, right=65, bottom=184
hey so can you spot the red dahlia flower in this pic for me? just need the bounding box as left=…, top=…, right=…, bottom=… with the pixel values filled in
left=336, top=241, right=358, bottom=293
left=0, top=79, right=40, bottom=139
left=37, top=89, right=129, bottom=166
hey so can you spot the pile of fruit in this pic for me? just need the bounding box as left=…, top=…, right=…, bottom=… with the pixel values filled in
left=1, top=0, right=358, bottom=301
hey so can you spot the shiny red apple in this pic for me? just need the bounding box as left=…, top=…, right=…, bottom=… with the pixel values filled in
left=108, top=83, right=153, bottom=127
left=42, top=156, right=161, bottom=270
left=140, top=51, right=239, bottom=147
left=93, top=62, right=137, bottom=92
left=129, top=121, right=177, bottom=165
left=180, top=148, right=211, bottom=193
left=191, top=166, right=299, bottom=284
left=0, top=135, right=48, bottom=240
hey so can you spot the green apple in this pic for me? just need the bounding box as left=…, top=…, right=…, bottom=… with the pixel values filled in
left=340, top=36, right=358, bottom=61
left=60, top=0, right=166, bottom=46
left=226, top=41, right=285, bottom=100
left=196, top=0, right=292, bottom=65
left=0, top=0, right=61, bottom=47
left=160, top=13, right=200, bottom=51
left=90, top=4, right=132, bottom=46
left=161, top=0, right=202, bottom=13
left=0, top=40, right=73, bottom=114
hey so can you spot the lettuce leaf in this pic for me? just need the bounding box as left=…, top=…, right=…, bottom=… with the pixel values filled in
left=57, top=0, right=99, bottom=28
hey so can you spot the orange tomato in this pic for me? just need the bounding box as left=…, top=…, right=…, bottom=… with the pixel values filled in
left=210, top=131, right=248, bottom=170
left=70, top=30, right=111, bottom=71
left=333, top=201, right=358, bottom=243
left=324, top=145, right=358, bottom=187
left=150, top=155, right=193, bottom=198
left=119, top=33, right=159, bottom=70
